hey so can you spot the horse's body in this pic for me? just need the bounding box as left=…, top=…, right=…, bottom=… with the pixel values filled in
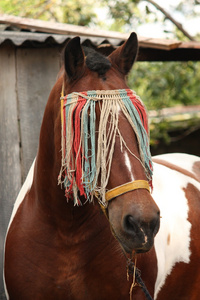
left=4, top=33, right=200, bottom=300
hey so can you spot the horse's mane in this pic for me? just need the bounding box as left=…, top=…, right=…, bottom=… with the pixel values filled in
left=83, top=46, right=111, bottom=76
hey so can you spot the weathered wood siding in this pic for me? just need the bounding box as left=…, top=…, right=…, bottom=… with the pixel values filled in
left=0, top=45, right=60, bottom=299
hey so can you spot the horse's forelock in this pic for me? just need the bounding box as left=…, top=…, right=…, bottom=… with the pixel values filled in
left=83, top=47, right=111, bottom=76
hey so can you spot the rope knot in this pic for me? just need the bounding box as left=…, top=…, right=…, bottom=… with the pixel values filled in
left=127, top=258, right=136, bottom=276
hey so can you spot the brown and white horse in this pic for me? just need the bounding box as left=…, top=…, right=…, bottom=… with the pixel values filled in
left=4, top=33, right=200, bottom=300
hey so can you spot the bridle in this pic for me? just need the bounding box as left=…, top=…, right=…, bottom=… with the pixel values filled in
left=99, top=179, right=153, bottom=300
left=60, top=86, right=154, bottom=300
left=97, top=179, right=150, bottom=216
left=103, top=180, right=153, bottom=300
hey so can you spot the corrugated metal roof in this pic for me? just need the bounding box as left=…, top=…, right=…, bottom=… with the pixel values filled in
left=0, top=30, right=121, bottom=48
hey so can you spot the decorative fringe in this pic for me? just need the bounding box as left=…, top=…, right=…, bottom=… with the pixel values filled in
left=58, top=89, right=153, bottom=206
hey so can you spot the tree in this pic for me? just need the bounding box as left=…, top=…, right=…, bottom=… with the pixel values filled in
left=1, top=0, right=199, bottom=40
left=100, top=0, right=200, bottom=147
left=144, top=0, right=196, bottom=41
left=128, top=61, right=200, bottom=110
left=103, top=0, right=199, bottom=41
left=0, top=0, right=98, bottom=26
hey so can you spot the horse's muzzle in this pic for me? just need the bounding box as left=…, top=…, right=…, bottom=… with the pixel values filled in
left=108, top=205, right=160, bottom=254
left=120, top=211, right=160, bottom=253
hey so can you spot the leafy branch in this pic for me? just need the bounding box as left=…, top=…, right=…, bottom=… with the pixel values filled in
left=143, top=0, right=197, bottom=41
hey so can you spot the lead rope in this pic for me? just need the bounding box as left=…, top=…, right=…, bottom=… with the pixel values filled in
left=135, top=272, right=154, bottom=300
left=127, top=254, right=154, bottom=300
left=127, top=254, right=138, bottom=300
left=99, top=203, right=154, bottom=300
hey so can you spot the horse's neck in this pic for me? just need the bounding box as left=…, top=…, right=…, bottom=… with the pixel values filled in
left=33, top=89, right=101, bottom=236
left=30, top=77, right=113, bottom=253
left=34, top=153, right=102, bottom=237
left=34, top=156, right=108, bottom=251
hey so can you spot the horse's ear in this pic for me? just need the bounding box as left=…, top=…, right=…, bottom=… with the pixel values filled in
left=109, top=32, right=138, bottom=75
left=64, top=37, right=85, bottom=81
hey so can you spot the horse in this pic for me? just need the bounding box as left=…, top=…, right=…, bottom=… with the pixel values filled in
left=4, top=32, right=200, bottom=300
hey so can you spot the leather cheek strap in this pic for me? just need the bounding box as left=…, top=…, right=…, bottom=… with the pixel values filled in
left=105, top=180, right=150, bottom=202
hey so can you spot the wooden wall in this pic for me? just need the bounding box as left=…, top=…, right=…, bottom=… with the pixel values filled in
left=0, top=44, right=60, bottom=299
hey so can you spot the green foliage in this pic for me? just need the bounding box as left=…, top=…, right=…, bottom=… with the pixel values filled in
left=128, top=60, right=200, bottom=147
left=61, top=0, right=97, bottom=26
left=176, top=0, right=200, bottom=17
left=101, top=0, right=150, bottom=31
left=0, top=0, right=55, bottom=20
left=0, top=0, right=98, bottom=25
left=102, top=0, right=199, bottom=41
left=128, top=61, right=200, bottom=111
left=102, top=0, right=139, bottom=27
left=150, top=120, right=171, bottom=146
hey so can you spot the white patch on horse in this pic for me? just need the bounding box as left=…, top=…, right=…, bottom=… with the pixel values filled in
left=3, top=159, right=36, bottom=300
left=140, top=227, right=148, bottom=245
left=124, top=151, right=134, bottom=181
left=152, top=161, right=193, bottom=299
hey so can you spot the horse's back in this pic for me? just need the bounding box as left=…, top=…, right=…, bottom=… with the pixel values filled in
left=153, top=153, right=200, bottom=182
left=152, top=153, right=200, bottom=299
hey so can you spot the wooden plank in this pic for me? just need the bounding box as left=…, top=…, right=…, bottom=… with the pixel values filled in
left=0, top=45, right=21, bottom=300
left=139, top=37, right=182, bottom=50
left=16, top=47, right=60, bottom=179
left=0, top=14, right=129, bottom=40
left=149, top=105, right=200, bottom=132
left=149, top=105, right=200, bottom=118
left=179, top=41, right=200, bottom=49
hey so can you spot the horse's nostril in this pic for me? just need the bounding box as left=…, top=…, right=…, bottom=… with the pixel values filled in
left=123, top=215, right=138, bottom=235
left=123, top=211, right=160, bottom=237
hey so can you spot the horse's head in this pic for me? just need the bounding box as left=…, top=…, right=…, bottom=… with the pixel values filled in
left=58, top=33, right=160, bottom=254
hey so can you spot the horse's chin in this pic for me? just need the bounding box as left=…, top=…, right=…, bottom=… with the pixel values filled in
left=123, top=245, right=153, bottom=254
left=122, top=243, right=154, bottom=254
left=115, top=233, right=155, bottom=255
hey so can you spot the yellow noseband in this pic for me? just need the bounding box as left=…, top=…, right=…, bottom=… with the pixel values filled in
left=105, top=180, right=150, bottom=202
